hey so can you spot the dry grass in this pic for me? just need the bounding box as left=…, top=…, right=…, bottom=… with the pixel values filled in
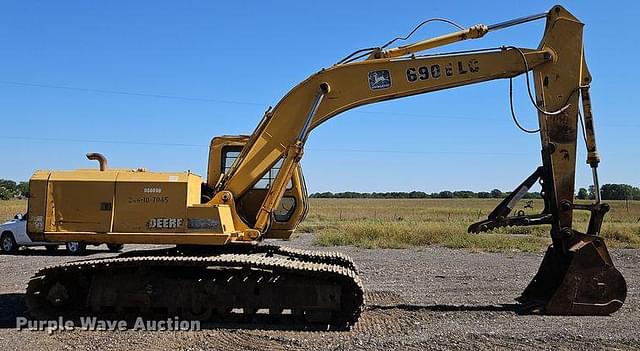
left=3, top=198, right=637, bottom=252
left=302, top=198, right=640, bottom=252
left=0, top=199, right=27, bottom=222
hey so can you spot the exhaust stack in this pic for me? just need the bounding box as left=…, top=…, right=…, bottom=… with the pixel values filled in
left=86, top=153, right=108, bottom=171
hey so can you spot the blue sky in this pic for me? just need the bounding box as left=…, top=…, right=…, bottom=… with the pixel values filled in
left=1, top=1, right=638, bottom=193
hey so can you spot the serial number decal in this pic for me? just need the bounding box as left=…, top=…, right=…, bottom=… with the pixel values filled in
left=187, top=218, right=222, bottom=231
left=148, top=218, right=184, bottom=229
left=128, top=196, right=169, bottom=204
left=406, top=59, right=479, bottom=82
left=143, top=187, right=162, bottom=193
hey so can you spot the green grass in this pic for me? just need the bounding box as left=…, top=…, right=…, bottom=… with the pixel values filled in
left=302, top=198, right=640, bottom=252
left=313, top=221, right=548, bottom=252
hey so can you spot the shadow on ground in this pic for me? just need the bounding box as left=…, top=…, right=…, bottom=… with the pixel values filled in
left=0, top=293, right=26, bottom=328
left=0, top=292, right=524, bottom=331
left=0, top=292, right=349, bottom=331
left=367, top=303, right=521, bottom=313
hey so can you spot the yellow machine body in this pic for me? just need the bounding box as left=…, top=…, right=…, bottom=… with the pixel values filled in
left=28, top=169, right=235, bottom=245
left=27, top=135, right=309, bottom=245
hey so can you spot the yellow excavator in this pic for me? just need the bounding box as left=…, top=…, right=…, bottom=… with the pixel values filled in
left=24, top=5, right=626, bottom=329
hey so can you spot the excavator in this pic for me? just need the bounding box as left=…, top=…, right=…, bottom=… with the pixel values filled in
left=23, top=5, right=627, bottom=329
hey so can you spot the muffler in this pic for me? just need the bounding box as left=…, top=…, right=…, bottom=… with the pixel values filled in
left=517, top=232, right=627, bottom=315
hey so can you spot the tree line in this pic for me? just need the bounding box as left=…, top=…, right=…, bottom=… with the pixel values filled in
left=310, top=190, right=539, bottom=199
left=0, top=179, right=29, bottom=200
left=1, top=179, right=638, bottom=201
left=311, top=184, right=640, bottom=201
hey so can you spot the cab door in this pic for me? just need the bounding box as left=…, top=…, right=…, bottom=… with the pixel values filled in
left=207, top=136, right=308, bottom=239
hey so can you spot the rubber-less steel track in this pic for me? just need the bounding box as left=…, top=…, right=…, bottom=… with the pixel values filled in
left=25, top=247, right=364, bottom=330
left=256, top=245, right=359, bottom=273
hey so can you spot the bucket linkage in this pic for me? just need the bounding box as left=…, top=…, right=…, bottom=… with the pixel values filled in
left=469, top=167, right=627, bottom=315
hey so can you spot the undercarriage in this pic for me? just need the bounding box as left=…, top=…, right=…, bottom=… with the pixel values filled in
left=26, top=246, right=364, bottom=330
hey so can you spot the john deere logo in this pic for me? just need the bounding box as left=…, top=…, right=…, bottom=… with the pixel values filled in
left=368, top=70, right=391, bottom=90
left=148, top=218, right=184, bottom=229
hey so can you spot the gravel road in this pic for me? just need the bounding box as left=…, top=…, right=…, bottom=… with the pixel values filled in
left=0, top=233, right=637, bottom=350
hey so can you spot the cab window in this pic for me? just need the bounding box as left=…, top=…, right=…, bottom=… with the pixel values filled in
left=222, top=148, right=292, bottom=190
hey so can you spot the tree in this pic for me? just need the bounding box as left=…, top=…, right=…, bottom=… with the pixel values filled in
left=453, top=191, right=476, bottom=198
left=309, top=192, right=333, bottom=198
left=409, top=191, right=428, bottom=198
left=490, top=189, right=503, bottom=198
left=17, top=181, right=29, bottom=198
left=577, top=188, right=588, bottom=200
left=438, top=191, right=454, bottom=198
left=0, top=179, right=17, bottom=192
left=477, top=192, right=491, bottom=198
left=522, top=192, right=542, bottom=199
left=600, top=184, right=634, bottom=200
left=0, top=188, right=11, bottom=200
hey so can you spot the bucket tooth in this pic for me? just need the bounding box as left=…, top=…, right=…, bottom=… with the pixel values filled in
left=517, top=234, right=627, bottom=316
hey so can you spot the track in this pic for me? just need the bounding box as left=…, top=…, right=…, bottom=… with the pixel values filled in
left=25, top=246, right=364, bottom=330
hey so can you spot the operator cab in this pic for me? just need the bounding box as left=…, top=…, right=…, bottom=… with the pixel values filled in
left=207, top=136, right=309, bottom=239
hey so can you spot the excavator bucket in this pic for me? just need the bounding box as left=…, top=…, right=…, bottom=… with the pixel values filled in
left=517, top=234, right=627, bottom=315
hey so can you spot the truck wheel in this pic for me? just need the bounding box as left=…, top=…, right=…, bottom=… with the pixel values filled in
left=107, top=244, right=124, bottom=252
left=0, top=232, right=18, bottom=253
left=65, top=241, right=86, bottom=255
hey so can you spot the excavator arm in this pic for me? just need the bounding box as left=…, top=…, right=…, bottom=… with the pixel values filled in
left=218, top=47, right=553, bottom=230
left=212, top=5, right=626, bottom=315
left=216, top=6, right=566, bottom=234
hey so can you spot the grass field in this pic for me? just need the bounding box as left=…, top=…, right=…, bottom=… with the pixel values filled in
left=2, top=198, right=638, bottom=252
left=0, top=199, right=27, bottom=223
left=301, top=198, right=640, bottom=252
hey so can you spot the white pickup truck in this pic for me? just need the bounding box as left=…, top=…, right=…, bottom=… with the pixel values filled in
left=0, top=213, right=123, bottom=255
